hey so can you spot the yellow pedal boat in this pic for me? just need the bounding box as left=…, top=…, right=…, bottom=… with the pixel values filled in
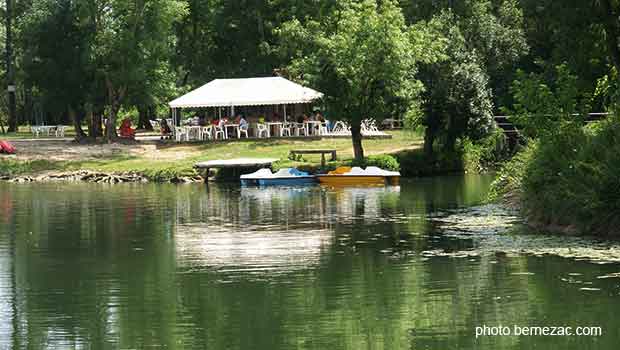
left=316, top=166, right=400, bottom=186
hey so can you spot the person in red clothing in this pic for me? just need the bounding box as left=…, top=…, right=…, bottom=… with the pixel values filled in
left=119, top=118, right=135, bottom=139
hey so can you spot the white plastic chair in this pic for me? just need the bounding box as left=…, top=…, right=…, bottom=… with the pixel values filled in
left=201, top=126, right=213, bottom=140
left=294, top=123, right=307, bottom=136
left=213, top=123, right=226, bottom=140
left=55, top=126, right=66, bottom=137
left=280, top=123, right=293, bottom=137
left=175, top=126, right=188, bottom=142
left=149, top=120, right=160, bottom=130
left=255, top=123, right=269, bottom=138
left=239, top=124, right=249, bottom=138
left=331, top=121, right=351, bottom=135
left=318, top=122, right=328, bottom=135
left=31, top=126, right=41, bottom=137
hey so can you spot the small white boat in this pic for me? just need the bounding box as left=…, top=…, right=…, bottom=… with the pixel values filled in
left=240, top=168, right=316, bottom=186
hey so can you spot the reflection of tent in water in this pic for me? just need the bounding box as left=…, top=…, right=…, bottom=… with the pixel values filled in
left=175, top=224, right=332, bottom=275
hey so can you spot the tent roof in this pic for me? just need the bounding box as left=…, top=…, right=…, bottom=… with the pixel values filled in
left=169, top=77, right=323, bottom=108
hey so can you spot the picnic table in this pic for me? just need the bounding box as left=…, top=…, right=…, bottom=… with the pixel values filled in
left=289, top=149, right=337, bottom=167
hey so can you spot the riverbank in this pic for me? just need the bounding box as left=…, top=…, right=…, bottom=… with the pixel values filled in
left=0, top=130, right=421, bottom=183
left=489, top=119, right=620, bottom=236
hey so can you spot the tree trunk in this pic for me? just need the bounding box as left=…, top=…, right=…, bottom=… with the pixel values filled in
left=105, top=78, right=124, bottom=142
left=424, top=127, right=435, bottom=157
left=350, top=120, right=364, bottom=162
left=5, top=0, right=17, bottom=133
left=137, top=105, right=152, bottom=130
left=68, top=105, right=87, bottom=141
left=443, top=133, right=457, bottom=153
left=24, top=84, right=33, bottom=127
left=88, top=110, right=103, bottom=138
left=105, top=105, right=119, bottom=142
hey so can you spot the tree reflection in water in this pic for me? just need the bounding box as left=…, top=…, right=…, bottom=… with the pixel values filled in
left=0, top=177, right=617, bottom=350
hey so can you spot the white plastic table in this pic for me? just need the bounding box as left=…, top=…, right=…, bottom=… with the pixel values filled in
left=304, top=121, right=325, bottom=136
left=224, top=124, right=240, bottom=139
left=265, top=122, right=283, bottom=137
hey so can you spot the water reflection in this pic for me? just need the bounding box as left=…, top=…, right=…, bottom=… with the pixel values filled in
left=175, top=224, right=333, bottom=275
left=0, top=176, right=618, bottom=349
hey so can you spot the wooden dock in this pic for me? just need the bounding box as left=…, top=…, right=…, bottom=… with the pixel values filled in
left=194, top=158, right=278, bottom=181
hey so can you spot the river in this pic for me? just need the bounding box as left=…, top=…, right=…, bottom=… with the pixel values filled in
left=0, top=175, right=618, bottom=349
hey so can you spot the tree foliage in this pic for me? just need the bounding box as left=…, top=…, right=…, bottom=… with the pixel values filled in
left=278, top=0, right=444, bottom=160
left=504, top=64, right=589, bottom=138
left=415, top=12, right=495, bottom=155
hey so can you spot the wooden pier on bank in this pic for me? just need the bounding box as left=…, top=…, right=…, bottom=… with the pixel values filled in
left=194, top=158, right=278, bottom=181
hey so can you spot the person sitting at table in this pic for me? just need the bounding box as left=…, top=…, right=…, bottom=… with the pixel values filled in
left=296, top=114, right=304, bottom=123
left=160, top=118, right=172, bottom=139
left=239, top=115, right=248, bottom=129
left=119, top=118, right=135, bottom=139
left=315, top=111, right=325, bottom=122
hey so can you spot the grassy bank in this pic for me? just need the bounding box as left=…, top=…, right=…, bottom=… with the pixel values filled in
left=0, top=130, right=422, bottom=181
left=490, top=119, right=620, bottom=236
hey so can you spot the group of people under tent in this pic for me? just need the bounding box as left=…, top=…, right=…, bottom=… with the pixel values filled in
left=114, top=107, right=329, bottom=140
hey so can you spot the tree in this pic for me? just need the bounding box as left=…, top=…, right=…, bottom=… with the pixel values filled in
left=401, top=0, right=529, bottom=109
left=416, top=12, right=495, bottom=155
left=20, top=0, right=93, bottom=141
left=91, top=0, right=186, bottom=141
left=279, top=0, right=443, bottom=161
left=503, top=64, right=587, bottom=138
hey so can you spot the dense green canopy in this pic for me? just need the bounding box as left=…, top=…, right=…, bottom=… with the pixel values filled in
left=0, top=0, right=617, bottom=150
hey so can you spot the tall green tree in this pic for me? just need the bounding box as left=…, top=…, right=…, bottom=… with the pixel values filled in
left=94, top=0, right=187, bottom=141
left=20, top=0, right=93, bottom=140
left=401, top=0, right=528, bottom=109
left=416, top=12, right=495, bottom=155
left=279, top=0, right=444, bottom=161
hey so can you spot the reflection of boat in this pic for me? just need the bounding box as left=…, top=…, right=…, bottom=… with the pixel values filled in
left=240, top=185, right=314, bottom=201
left=316, top=166, right=400, bottom=186
left=240, top=168, right=316, bottom=186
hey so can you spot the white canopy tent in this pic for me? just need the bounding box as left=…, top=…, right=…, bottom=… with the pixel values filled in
left=168, top=77, right=323, bottom=125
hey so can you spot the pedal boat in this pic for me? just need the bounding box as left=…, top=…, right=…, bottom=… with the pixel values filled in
left=316, top=166, right=400, bottom=186
left=240, top=168, right=316, bottom=186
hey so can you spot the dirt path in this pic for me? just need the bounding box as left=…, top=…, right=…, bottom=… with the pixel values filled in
left=5, top=139, right=202, bottom=162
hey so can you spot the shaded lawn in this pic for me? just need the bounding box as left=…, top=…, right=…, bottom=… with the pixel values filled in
left=2, top=130, right=422, bottom=179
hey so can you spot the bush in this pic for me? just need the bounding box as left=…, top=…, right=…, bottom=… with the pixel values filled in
left=396, top=130, right=508, bottom=176
left=491, top=118, right=620, bottom=235
left=396, top=148, right=463, bottom=176
left=487, top=142, right=536, bottom=204
left=350, top=154, right=400, bottom=171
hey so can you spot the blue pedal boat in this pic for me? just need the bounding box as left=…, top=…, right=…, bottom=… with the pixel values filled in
left=240, top=168, right=316, bottom=186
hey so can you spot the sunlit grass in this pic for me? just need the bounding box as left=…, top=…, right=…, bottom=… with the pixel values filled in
left=1, top=129, right=422, bottom=180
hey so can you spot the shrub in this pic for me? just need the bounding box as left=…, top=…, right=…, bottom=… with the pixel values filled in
left=487, top=142, right=536, bottom=204
left=350, top=154, right=400, bottom=172
left=491, top=118, right=620, bottom=235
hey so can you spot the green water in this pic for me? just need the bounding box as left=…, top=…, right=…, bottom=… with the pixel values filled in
left=0, top=176, right=618, bottom=349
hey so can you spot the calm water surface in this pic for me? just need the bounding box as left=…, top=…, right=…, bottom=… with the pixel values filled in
left=0, top=176, right=618, bottom=349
